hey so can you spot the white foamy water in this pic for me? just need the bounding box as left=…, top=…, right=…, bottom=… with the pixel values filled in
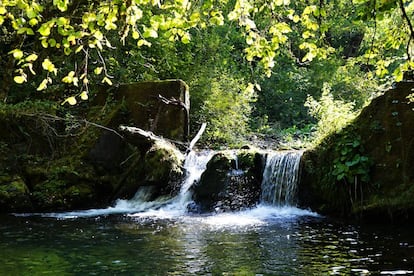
left=14, top=149, right=318, bottom=226
left=125, top=204, right=319, bottom=230
left=195, top=205, right=319, bottom=228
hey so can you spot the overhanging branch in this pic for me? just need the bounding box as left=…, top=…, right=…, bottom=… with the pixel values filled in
left=399, top=0, right=414, bottom=61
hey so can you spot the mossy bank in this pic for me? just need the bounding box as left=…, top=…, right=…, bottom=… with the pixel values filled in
left=300, top=81, right=414, bottom=223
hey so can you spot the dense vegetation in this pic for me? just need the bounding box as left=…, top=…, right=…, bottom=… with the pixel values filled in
left=0, top=0, right=413, bottom=147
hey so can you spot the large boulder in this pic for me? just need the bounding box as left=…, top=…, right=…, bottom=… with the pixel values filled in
left=300, top=81, right=414, bottom=222
left=192, top=149, right=264, bottom=213
left=112, top=79, right=189, bottom=141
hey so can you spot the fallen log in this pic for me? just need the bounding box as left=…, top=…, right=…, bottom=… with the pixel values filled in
left=119, top=122, right=206, bottom=153
left=119, top=125, right=187, bottom=151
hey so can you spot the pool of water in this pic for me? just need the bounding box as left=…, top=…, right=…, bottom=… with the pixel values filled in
left=1, top=206, right=413, bottom=275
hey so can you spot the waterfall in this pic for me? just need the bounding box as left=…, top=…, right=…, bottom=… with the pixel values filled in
left=110, top=150, right=214, bottom=215
left=260, top=151, right=303, bottom=206
left=174, top=150, right=215, bottom=207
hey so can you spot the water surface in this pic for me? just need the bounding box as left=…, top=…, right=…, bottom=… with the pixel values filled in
left=1, top=206, right=413, bottom=275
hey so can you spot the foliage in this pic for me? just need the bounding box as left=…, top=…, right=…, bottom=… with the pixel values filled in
left=0, top=0, right=413, bottom=146
left=305, top=83, right=358, bottom=144
left=197, top=72, right=256, bottom=147
left=332, top=134, right=371, bottom=185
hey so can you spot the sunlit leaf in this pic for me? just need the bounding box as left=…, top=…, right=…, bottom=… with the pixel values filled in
left=41, top=39, right=48, bottom=48
left=181, top=32, right=191, bottom=44
left=38, top=23, right=52, bottom=36
left=102, top=77, right=113, bottom=85
left=137, top=39, right=151, bottom=47
left=80, top=91, right=88, bottom=100
left=37, top=79, right=48, bottom=91
left=14, top=75, right=26, bottom=84
left=62, top=96, right=77, bottom=105
left=143, top=27, right=158, bottom=38
left=62, top=71, right=75, bottom=83
left=11, top=49, right=24, bottom=59
left=75, top=45, right=84, bottom=53
left=42, top=59, right=57, bottom=75
left=132, top=30, right=140, bottom=39
left=94, top=67, right=103, bottom=75
left=29, top=18, right=38, bottom=26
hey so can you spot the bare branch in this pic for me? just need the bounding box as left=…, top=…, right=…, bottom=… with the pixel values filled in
left=399, top=0, right=414, bottom=61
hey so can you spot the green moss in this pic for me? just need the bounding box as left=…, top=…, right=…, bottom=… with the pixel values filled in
left=0, top=175, right=32, bottom=211
left=144, top=140, right=184, bottom=188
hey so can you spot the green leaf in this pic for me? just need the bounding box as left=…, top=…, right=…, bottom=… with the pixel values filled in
left=11, top=49, right=24, bottom=59
left=137, top=39, right=151, bottom=47
left=37, top=79, right=49, bottom=91
left=14, top=75, right=26, bottom=84
left=102, top=77, right=113, bottom=85
left=48, top=38, right=57, bottom=47
left=80, top=91, right=88, bottom=100
left=132, top=30, right=140, bottom=39
left=62, top=71, right=75, bottom=83
left=75, top=45, right=84, bottom=53
left=56, top=17, right=68, bottom=26
left=181, top=32, right=191, bottom=44
left=41, top=39, right=49, bottom=48
left=38, top=23, right=52, bottom=36
left=62, top=96, right=77, bottom=105
left=29, top=18, right=38, bottom=26
left=53, top=0, right=68, bottom=12
left=393, top=67, right=404, bottom=82
left=94, top=67, right=103, bottom=75
left=143, top=27, right=158, bottom=38
left=42, top=58, right=57, bottom=74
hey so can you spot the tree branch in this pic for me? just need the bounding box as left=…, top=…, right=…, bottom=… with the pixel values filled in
left=399, top=0, right=414, bottom=61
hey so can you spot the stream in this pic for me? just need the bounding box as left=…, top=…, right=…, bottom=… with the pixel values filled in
left=1, top=211, right=413, bottom=275
left=1, top=150, right=413, bottom=275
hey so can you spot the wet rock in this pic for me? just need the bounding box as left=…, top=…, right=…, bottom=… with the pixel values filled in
left=192, top=149, right=264, bottom=213
left=143, top=140, right=184, bottom=198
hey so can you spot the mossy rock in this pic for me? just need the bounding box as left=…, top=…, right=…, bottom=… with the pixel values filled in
left=0, top=175, right=33, bottom=212
left=31, top=177, right=98, bottom=211
left=63, top=183, right=96, bottom=209
left=143, top=140, right=184, bottom=197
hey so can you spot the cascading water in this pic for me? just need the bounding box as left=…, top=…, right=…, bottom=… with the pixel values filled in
left=30, top=148, right=317, bottom=223
left=167, top=150, right=215, bottom=210
left=122, top=149, right=215, bottom=217
left=260, top=150, right=303, bottom=206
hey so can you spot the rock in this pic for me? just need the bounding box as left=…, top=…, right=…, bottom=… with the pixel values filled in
left=113, top=80, right=190, bottom=141
left=143, top=140, right=184, bottom=198
left=192, top=149, right=263, bottom=213
left=0, top=175, right=32, bottom=212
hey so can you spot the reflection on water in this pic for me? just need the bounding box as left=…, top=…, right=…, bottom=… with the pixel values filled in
left=1, top=208, right=414, bottom=275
